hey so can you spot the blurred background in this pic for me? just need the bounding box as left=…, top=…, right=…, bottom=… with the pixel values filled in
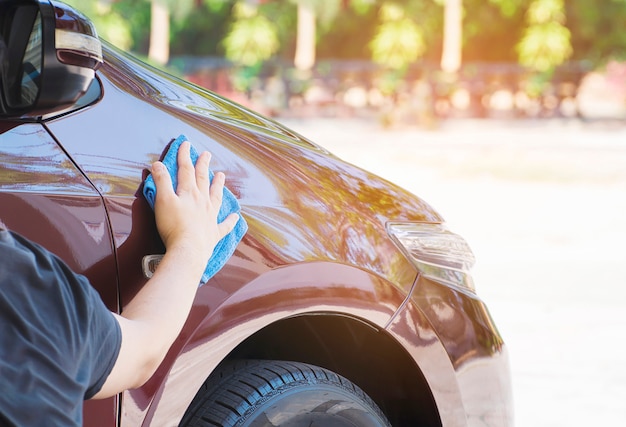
left=70, top=0, right=626, bottom=425
left=67, top=0, right=626, bottom=123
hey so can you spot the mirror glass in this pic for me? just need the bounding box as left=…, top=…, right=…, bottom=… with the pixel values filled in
left=0, top=4, right=43, bottom=110
left=18, top=12, right=43, bottom=107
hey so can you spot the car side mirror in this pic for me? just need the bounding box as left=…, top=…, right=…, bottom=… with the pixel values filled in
left=0, top=0, right=102, bottom=118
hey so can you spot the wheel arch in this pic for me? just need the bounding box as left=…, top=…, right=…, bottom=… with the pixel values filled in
left=132, top=262, right=446, bottom=426
left=205, top=312, right=443, bottom=426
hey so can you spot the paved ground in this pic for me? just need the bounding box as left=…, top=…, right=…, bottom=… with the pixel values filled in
left=278, top=116, right=626, bottom=427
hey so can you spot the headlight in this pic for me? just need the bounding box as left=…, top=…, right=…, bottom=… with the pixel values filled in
left=387, top=222, right=476, bottom=293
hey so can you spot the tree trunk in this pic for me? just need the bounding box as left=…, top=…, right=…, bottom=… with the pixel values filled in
left=148, top=1, right=170, bottom=65
left=294, top=3, right=316, bottom=71
left=441, top=0, right=462, bottom=73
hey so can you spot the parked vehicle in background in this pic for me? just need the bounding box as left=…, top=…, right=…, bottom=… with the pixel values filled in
left=0, top=1, right=513, bottom=426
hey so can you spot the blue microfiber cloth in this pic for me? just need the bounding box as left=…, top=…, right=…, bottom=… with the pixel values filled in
left=143, top=135, right=247, bottom=285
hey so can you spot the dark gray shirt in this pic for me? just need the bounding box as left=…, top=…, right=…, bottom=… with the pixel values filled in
left=0, top=229, right=121, bottom=426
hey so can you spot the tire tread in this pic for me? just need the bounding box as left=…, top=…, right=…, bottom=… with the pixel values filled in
left=181, top=359, right=390, bottom=427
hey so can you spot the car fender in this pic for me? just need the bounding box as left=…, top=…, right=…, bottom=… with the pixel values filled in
left=123, top=262, right=466, bottom=426
left=122, top=261, right=409, bottom=425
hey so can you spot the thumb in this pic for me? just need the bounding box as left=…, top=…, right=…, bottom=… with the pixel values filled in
left=217, top=213, right=240, bottom=239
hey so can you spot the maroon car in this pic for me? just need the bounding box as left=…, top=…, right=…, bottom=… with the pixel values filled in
left=0, top=1, right=512, bottom=426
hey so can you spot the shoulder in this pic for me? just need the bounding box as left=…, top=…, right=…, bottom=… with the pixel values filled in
left=0, top=230, right=89, bottom=425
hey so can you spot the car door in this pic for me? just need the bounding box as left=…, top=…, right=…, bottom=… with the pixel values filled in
left=0, top=122, right=119, bottom=426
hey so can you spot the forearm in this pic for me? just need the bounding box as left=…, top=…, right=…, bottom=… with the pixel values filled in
left=93, top=247, right=206, bottom=398
left=121, top=245, right=206, bottom=361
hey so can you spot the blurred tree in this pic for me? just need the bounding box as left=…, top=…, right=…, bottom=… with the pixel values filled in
left=516, top=0, right=572, bottom=71
left=222, top=2, right=279, bottom=66
left=62, top=0, right=133, bottom=50
left=566, top=0, right=626, bottom=65
left=292, top=0, right=319, bottom=71
left=222, top=0, right=376, bottom=70
left=369, top=2, right=425, bottom=70
left=148, top=0, right=170, bottom=64
left=488, top=0, right=525, bottom=17
left=110, top=0, right=151, bottom=53
left=146, top=0, right=232, bottom=65
left=69, top=0, right=626, bottom=73
left=463, top=0, right=525, bottom=62
left=289, top=0, right=375, bottom=70
left=222, top=1, right=280, bottom=92
left=169, top=1, right=233, bottom=56
left=315, top=1, right=379, bottom=59
left=441, top=0, right=462, bottom=72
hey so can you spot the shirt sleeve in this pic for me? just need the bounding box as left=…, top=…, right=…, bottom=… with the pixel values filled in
left=0, top=230, right=122, bottom=401
left=83, top=282, right=122, bottom=399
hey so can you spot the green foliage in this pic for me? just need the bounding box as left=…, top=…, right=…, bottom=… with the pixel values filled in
left=463, top=0, right=526, bottom=62
left=316, top=1, right=379, bottom=59
left=400, top=0, right=445, bottom=63
left=350, top=0, right=377, bottom=15
left=526, top=0, right=566, bottom=23
left=222, top=2, right=279, bottom=66
left=64, top=0, right=626, bottom=70
left=517, top=0, right=572, bottom=71
left=62, top=0, right=133, bottom=50
left=258, top=1, right=298, bottom=59
left=113, top=0, right=151, bottom=52
left=369, top=2, right=425, bottom=70
left=169, top=1, right=233, bottom=56
left=488, top=0, right=526, bottom=17
left=566, top=0, right=626, bottom=65
left=517, top=22, right=572, bottom=70
left=230, top=62, right=263, bottom=93
left=520, top=69, right=552, bottom=98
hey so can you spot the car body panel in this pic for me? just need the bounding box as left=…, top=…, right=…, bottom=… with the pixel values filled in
left=409, top=277, right=513, bottom=426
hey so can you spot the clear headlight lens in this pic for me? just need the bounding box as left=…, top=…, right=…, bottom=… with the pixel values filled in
left=387, top=222, right=476, bottom=293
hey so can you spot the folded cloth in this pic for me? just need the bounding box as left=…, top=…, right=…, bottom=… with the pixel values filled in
left=143, top=135, right=247, bottom=285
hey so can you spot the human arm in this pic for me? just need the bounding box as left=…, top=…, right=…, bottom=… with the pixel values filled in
left=92, top=141, right=239, bottom=398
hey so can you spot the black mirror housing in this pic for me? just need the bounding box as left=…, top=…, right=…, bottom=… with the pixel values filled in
left=0, top=0, right=102, bottom=118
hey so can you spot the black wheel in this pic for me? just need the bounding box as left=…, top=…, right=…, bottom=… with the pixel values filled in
left=181, top=359, right=392, bottom=427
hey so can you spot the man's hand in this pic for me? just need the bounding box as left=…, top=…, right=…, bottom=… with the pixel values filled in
left=94, top=142, right=240, bottom=398
left=151, top=141, right=239, bottom=270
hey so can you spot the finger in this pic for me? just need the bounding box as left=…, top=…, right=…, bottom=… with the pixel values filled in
left=195, top=151, right=211, bottom=194
left=176, top=141, right=194, bottom=193
left=152, top=161, right=174, bottom=203
left=209, top=171, right=226, bottom=206
left=217, top=213, right=240, bottom=238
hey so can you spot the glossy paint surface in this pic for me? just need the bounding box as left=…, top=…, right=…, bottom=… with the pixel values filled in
left=410, top=277, right=513, bottom=426
left=1, top=39, right=512, bottom=426
left=46, top=44, right=435, bottom=309
left=0, top=123, right=117, bottom=307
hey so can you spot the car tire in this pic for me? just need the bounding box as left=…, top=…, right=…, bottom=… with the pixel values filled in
left=181, top=359, right=392, bottom=427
